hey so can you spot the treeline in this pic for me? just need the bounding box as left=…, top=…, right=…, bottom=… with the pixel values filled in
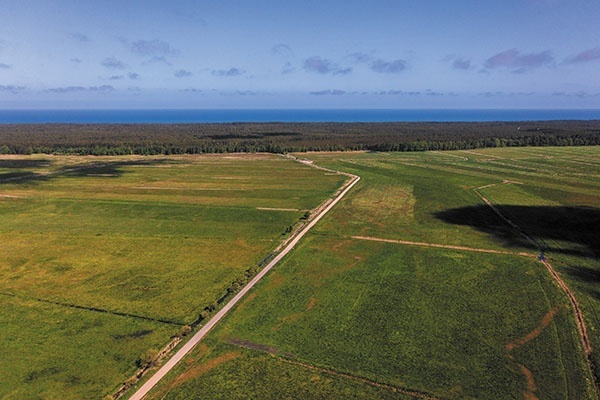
left=0, top=121, right=598, bottom=155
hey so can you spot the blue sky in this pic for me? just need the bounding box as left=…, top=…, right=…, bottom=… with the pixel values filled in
left=0, top=0, right=599, bottom=109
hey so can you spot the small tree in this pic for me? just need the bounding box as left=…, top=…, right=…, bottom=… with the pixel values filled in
left=180, top=325, right=192, bottom=337
left=137, top=349, right=159, bottom=369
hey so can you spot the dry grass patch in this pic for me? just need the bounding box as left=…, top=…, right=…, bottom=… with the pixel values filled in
left=351, top=184, right=415, bottom=223
left=172, top=351, right=242, bottom=387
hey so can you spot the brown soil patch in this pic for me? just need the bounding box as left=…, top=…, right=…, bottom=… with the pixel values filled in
left=306, top=296, right=316, bottom=310
left=234, top=238, right=249, bottom=248
left=332, top=241, right=345, bottom=251
left=505, top=307, right=560, bottom=399
left=282, top=311, right=304, bottom=323
left=506, top=307, right=560, bottom=351
left=520, top=364, right=539, bottom=400
left=270, top=273, right=285, bottom=287
left=172, top=351, right=241, bottom=387
left=229, top=338, right=283, bottom=355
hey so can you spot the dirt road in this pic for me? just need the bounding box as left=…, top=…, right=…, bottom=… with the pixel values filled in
left=473, top=181, right=596, bottom=390
left=128, top=164, right=359, bottom=400
left=351, top=235, right=535, bottom=257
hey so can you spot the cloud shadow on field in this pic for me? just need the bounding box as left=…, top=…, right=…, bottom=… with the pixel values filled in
left=434, top=205, right=600, bottom=258
left=0, top=159, right=172, bottom=185
left=0, top=159, right=53, bottom=169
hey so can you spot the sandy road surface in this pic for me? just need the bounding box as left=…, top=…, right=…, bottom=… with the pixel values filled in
left=128, top=165, right=359, bottom=400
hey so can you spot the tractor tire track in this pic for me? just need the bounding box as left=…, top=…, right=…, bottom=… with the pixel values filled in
left=351, top=235, right=535, bottom=257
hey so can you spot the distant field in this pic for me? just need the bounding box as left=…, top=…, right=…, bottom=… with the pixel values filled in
left=0, top=154, right=345, bottom=399
left=145, top=147, right=599, bottom=399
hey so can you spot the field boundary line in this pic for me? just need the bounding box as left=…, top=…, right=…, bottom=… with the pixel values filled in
left=225, top=338, right=443, bottom=400
left=0, top=291, right=184, bottom=326
left=473, top=181, right=597, bottom=394
left=350, top=235, right=535, bottom=257
left=278, top=358, right=443, bottom=400
left=127, top=158, right=360, bottom=400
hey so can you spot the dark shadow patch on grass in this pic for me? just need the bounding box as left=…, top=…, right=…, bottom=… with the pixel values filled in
left=0, top=159, right=53, bottom=168
left=112, top=329, right=153, bottom=340
left=564, top=265, right=600, bottom=302
left=434, top=205, right=600, bottom=258
left=0, top=159, right=172, bottom=185
left=564, top=265, right=600, bottom=284
left=0, top=171, right=50, bottom=183
left=24, top=366, right=61, bottom=382
left=56, top=159, right=172, bottom=178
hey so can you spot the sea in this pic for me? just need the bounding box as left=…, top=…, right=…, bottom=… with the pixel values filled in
left=0, top=109, right=599, bottom=124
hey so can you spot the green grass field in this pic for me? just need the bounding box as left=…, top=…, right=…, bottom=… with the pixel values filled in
left=144, top=147, right=599, bottom=400
left=0, top=154, right=346, bottom=399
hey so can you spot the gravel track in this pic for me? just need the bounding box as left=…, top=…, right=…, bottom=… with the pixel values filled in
left=128, top=160, right=359, bottom=400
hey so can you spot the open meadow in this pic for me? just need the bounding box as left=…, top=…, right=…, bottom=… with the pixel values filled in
left=142, top=147, right=600, bottom=400
left=0, top=154, right=346, bottom=399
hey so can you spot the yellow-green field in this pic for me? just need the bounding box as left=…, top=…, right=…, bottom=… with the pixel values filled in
left=2, top=147, right=599, bottom=400
left=141, top=147, right=599, bottom=400
left=0, top=154, right=346, bottom=399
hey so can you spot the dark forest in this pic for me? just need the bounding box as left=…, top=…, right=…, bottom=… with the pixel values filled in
left=1, top=120, right=598, bottom=155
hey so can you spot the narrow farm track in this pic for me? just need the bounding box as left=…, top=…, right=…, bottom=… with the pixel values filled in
left=540, top=259, right=592, bottom=356
left=473, top=181, right=597, bottom=391
left=127, top=160, right=360, bottom=400
left=350, top=235, right=535, bottom=257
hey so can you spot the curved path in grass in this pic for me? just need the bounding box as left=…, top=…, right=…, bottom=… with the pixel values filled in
left=128, top=160, right=360, bottom=400
left=473, top=181, right=596, bottom=390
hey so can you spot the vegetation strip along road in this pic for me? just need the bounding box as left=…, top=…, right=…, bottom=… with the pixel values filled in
left=128, top=161, right=360, bottom=400
left=473, top=181, right=597, bottom=390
